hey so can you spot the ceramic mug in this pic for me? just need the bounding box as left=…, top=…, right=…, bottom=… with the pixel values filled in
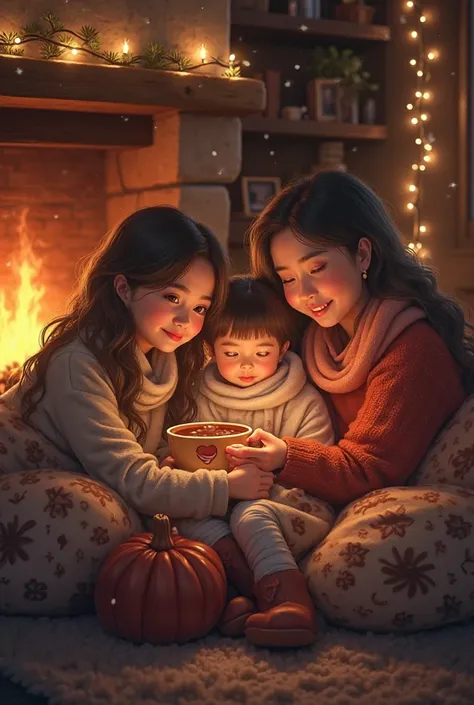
left=167, top=421, right=252, bottom=472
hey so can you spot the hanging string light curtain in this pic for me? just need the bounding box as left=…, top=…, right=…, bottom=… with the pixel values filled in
left=404, top=0, right=437, bottom=258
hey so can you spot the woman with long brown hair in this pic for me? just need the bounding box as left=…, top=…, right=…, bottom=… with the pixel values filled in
left=0, top=206, right=272, bottom=517
left=226, top=170, right=474, bottom=634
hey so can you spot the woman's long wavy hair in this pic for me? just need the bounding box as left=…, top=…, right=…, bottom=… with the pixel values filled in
left=247, top=170, right=474, bottom=393
left=20, top=206, right=229, bottom=439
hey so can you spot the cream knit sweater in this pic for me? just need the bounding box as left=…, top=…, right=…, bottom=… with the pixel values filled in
left=196, top=351, right=335, bottom=444
left=2, top=337, right=229, bottom=518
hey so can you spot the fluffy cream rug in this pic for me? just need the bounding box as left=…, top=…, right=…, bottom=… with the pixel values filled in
left=0, top=615, right=473, bottom=705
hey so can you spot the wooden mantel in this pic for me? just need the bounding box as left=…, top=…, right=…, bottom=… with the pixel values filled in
left=0, top=54, right=265, bottom=149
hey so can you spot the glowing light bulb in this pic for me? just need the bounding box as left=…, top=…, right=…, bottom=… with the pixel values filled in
left=415, top=138, right=422, bottom=145
left=408, top=242, right=416, bottom=250
left=412, top=163, right=419, bottom=170
left=424, top=143, right=433, bottom=151
left=14, top=37, right=21, bottom=44
left=122, top=39, right=130, bottom=54
left=420, top=225, right=427, bottom=233
left=409, top=184, right=417, bottom=192
left=415, top=91, right=422, bottom=98
left=423, top=155, right=431, bottom=162
left=407, top=202, right=415, bottom=210
left=407, top=103, right=414, bottom=110
left=71, top=47, right=78, bottom=55
left=419, top=164, right=426, bottom=171
left=417, top=70, right=424, bottom=77
left=420, top=15, right=427, bottom=23
left=406, top=0, right=414, bottom=7
left=410, top=59, right=417, bottom=66
left=427, top=51, right=435, bottom=60
left=423, top=92, right=431, bottom=100
left=411, top=30, right=418, bottom=39
left=411, top=117, right=419, bottom=124
left=200, top=44, right=207, bottom=62
left=421, top=113, right=428, bottom=121
left=416, top=242, right=423, bottom=251
left=229, top=53, right=236, bottom=62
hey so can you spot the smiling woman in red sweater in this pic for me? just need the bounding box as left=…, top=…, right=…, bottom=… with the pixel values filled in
left=226, top=170, right=474, bottom=642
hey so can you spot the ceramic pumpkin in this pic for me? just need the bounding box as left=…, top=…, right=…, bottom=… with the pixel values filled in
left=94, top=514, right=227, bottom=644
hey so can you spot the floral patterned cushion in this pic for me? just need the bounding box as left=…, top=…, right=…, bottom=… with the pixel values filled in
left=411, top=395, right=474, bottom=489
left=302, top=485, right=474, bottom=632
left=0, top=470, right=143, bottom=616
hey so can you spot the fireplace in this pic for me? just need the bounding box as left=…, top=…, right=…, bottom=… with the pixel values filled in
left=0, top=0, right=265, bottom=389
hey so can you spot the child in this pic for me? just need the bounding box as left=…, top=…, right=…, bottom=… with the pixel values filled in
left=0, top=207, right=274, bottom=576
left=173, top=276, right=335, bottom=648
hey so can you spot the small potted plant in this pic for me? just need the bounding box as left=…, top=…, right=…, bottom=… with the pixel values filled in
left=307, top=46, right=378, bottom=124
left=334, top=0, right=375, bottom=24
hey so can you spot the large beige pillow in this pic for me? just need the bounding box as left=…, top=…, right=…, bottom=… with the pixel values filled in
left=303, top=485, right=474, bottom=632
left=412, top=395, right=474, bottom=489
left=0, top=469, right=143, bottom=616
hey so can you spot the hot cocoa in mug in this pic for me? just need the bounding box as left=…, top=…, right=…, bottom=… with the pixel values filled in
left=167, top=422, right=252, bottom=472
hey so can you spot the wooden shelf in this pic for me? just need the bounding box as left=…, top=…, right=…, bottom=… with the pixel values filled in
left=231, top=10, right=391, bottom=44
left=242, top=116, right=387, bottom=141
left=0, top=55, right=265, bottom=117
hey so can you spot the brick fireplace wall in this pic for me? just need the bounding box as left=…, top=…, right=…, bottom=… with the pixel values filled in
left=0, top=148, right=106, bottom=322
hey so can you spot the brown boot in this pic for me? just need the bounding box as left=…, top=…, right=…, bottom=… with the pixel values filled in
left=245, top=569, right=317, bottom=648
left=212, top=535, right=254, bottom=598
left=218, top=596, right=257, bottom=637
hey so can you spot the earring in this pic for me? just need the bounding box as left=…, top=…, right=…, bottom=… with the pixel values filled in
left=362, top=271, right=368, bottom=280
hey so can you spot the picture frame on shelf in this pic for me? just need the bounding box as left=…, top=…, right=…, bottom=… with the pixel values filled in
left=307, top=78, right=341, bottom=121
left=242, top=177, right=281, bottom=216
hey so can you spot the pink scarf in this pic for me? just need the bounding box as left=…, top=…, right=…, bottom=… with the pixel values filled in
left=303, top=298, right=426, bottom=393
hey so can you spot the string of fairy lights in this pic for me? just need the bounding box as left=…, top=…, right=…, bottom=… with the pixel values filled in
left=0, top=13, right=242, bottom=75
left=404, top=0, right=437, bottom=258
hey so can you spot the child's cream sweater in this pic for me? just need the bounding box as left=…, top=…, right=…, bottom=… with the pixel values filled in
left=1, top=337, right=229, bottom=518
left=196, top=351, right=334, bottom=444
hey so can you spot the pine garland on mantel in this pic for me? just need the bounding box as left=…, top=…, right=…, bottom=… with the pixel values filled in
left=0, top=11, right=241, bottom=76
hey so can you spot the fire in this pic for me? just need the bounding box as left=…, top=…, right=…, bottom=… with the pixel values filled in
left=0, top=208, right=45, bottom=375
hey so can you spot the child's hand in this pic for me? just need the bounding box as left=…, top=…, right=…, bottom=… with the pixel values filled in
left=226, top=429, right=287, bottom=473
left=161, top=455, right=177, bottom=469
left=227, top=463, right=274, bottom=500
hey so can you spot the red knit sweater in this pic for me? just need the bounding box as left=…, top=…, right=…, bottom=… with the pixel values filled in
left=279, top=322, right=465, bottom=506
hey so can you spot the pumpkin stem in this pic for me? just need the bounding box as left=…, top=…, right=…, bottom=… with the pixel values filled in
left=149, top=514, right=174, bottom=551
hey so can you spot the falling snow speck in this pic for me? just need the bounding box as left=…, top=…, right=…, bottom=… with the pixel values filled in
left=218, top=168, right=224, bottom=176
left=351, top=147, right=358, bottom=152
left=284, top=80, right=292, bottom=88
left=448, top=182, right=457, bottom=189
left=16, top=68, right=23, bottom=75
left=300, top=24, right=308, bottom=32
left=243, top=60, right=251, bottom=67
left=270, top=151, right=275, bottom=156
left=400, top=15, right=407, bottom=24
left=111, top=598, right=116, bottom=605
left=264, top=134, right=269, bottom=140
left=212, top=151, right=217, bottom=157
left=54, top=214, right=59, bottom=219
left=294, top=64, right=301, bottom=70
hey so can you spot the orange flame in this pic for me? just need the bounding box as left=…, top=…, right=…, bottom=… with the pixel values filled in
left=0, top=208, right=45, bottom=372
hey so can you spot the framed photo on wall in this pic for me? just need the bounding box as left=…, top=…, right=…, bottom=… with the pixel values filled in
left=242, top=177, right=281, bottom=216
left=307, top=78, right=341, bottom=121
